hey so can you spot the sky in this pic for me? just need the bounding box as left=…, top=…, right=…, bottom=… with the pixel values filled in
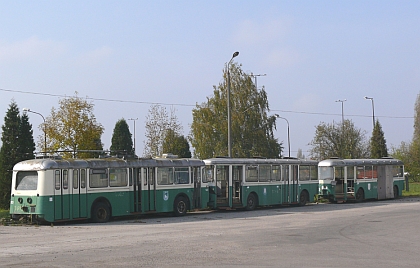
left=1, top=1, right=419, bottom=158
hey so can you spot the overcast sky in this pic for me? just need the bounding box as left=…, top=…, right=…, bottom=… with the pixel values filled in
left=1, top=1, right=419, bottom=157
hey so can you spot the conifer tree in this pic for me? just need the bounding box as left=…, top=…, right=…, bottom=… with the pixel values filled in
left=110, top=119, right=134, bottom=155
left=0, top=101, right=35, bottom=209
left=162, top=129, right=192, bottom=158
left=370, top=120, right=388, bottom=158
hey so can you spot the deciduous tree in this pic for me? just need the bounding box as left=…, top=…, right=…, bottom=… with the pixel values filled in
left=190, top=62, right=281, bottom=159
left=43, top=94, right=104, bottom=158
left=162, top=129, right=191, bottom=158
left=309, top=119, right=369, bottom=160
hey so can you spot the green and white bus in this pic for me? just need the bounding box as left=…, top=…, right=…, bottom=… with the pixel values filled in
left=318, top=158, right=405, bottom=202
left=203, top=158, right=319, bottom=210
left=9, top=155, right=206, bottom=223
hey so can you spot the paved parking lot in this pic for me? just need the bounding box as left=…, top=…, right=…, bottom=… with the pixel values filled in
left=1, top=198, right=420, bottom=267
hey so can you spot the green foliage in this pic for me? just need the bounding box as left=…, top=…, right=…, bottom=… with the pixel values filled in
left=0, top=101, right=35, bottom=209
left=144, top=105, right=182, bottom=157
left=43, top=94, right=104, bottom=158
left=110, top=119, right=134, bottom=155
left=309, top=119, right=369, bottom=160
left=162, top=129, right=192, bottom=158
left=190, top=62, right=282, bottom=159
left=370, top=120, right=388, bottom=158
left=402, top=182, right=420, bottom=197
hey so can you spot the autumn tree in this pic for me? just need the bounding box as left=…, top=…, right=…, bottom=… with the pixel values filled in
left=190, top=62, right=282, bottom=159
left=0, top=101, right=35, bottom=208
left=110, top=119, right=134, bottom=156
left=309, top=119, right=369, bottom=160
left=370, top=120, right=388, bottom=158
left=162, top=129, right=192, bottom=158
left=143, top=105, right=182, bottom=157
left=43, top=94, right=104, bottom=158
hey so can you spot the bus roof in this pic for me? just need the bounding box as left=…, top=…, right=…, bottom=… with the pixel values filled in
left=203, top=158, right=318, bottom=166
left=318, top=158, right=403, bottom=167
left=13, top=157, right=205, bottom=171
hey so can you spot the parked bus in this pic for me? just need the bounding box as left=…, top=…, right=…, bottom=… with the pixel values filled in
left=318, top=158, right=404, bottom=202
left=9, top=155, right=206, bottom=223
left=202, top=158, right=319, bottom=210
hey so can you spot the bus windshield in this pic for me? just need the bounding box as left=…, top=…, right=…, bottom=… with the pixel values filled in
left=319, top=166, right=334, bottom=180
left=16, top=171, right=38, bottom=190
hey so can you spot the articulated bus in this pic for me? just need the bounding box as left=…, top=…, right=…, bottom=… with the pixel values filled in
left=9, top=156, right=206, bottom=223
left=202, top=158, right=319, bottom=210
left=318, top=158, right=405, bottom=202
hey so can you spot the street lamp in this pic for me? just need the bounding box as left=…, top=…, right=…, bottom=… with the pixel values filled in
left=23, top=108, right=46, bottom=155
left=128, top=118, right=138, bottom=156
left=274, top=114, right=290, bottom=158
left=364, top=96, right=375, bottom=128
left=227, top=51, right=239, bottom=157
left=335, top=99, right=346, bottom=158
left=249, top=73, right=266, bottom=90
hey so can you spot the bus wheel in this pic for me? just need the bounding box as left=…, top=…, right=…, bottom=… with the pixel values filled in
left=355, top=188, right=364, bottom=202
left=92, top=202, right=111, bottom=223
left=246, top=193, right=257, bottom=211
left=299, top=191, right=309, bottom=206
left=393, top=185, right=399, bottom=199
left=174, top=196, right=188, bottom=216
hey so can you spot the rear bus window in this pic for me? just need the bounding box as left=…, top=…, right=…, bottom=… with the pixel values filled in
left=16, top=171, right=38, bottom=190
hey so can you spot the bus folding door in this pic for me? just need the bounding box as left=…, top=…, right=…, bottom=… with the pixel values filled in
left=54, top=169, right=70, bottom=220
left=142, top=168, right=156, bottom=212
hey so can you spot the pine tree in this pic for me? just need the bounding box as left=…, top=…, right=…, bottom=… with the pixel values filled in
left=0, top=101, right=35, bottom=209
left=370, top=120, right=388, bottom=158
left=110, top=119, right=134, bottom=156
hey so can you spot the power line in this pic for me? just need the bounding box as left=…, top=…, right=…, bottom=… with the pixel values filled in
left=1, top=87, right=414, bottom=119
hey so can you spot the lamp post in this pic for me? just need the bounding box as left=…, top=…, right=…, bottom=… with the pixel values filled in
left=128, top=118, right=138, bottom=156
left=227, top=51, right=239, bottom=157
left=249, top=73, right=266, bottom=90
left=275, top=114, right=290, bottom=158
left=23, top=108, right=46, bottom=155
left=335, top=99, right=346, bottom=158
left=364, top=96, right=375, bottom=128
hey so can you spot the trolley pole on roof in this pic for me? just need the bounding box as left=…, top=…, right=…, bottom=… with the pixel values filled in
left=23, top=108, right=46, bottom=156
left=227, top=51, right=239, bottom=158
left=128, top=118, right=138, bottom=156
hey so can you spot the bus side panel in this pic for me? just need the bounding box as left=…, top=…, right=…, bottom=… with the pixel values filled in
left=86, top=190, right=131, bottom=217
left=200, top=186, right=210, bottom=209
left=154, top=188, right=194, bottom=213
left=394, top=179, right=404, bottom=197
left=356, top=181, right=377, bottom=199
left=299, top=182, right=319, bottom=203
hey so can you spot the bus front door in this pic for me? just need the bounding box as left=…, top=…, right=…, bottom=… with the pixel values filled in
left=143, top=168, right=156, bottom=212
left=216, top=165, right=230, bottom=207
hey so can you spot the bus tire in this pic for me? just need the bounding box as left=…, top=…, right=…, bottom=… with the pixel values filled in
left=355, top=188, right=364, bottom=202
left=393, top=185, right=399, bottom=199
left=92, top=202, right=111, bottom=223
left=174, top=196, right=188, bottom=216
left=299, top=190, right=309, bottom=206
left=246, top=193, right=257, bottom=211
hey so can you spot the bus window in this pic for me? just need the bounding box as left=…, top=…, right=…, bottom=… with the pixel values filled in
left=245, top=166, right=258, bottom=182
left=175, top=167, right=189, bottom=184
left=73, top=169, right=79, bottom=189
left=90, top=169, right=108, bottom=188
left=259, top=165, right=270, bottom=182
left=272, top=165, right=281, bottom=181
left=16, top=171, right=38, bottom=190
left=55, top=170, right=61, bottom=190
left=81, top=169, right=86, bottom=189
left=63, top=170, right=68, bottom=189
left=157, top=167, right=174, bottom=185
left=203, top=167, right=214, bottom=183
left=310, top=166, right=318, bottom=180
left=109, top=168, right=128, bottom=187
left=299, top=166, right=310, bottom=181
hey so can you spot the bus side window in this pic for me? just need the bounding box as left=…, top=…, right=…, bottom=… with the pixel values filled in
left=73, top=169, right=79, bottom=189
left=81, top=169, right=86, bottom=189
left=63, top=170, right=68, bottom=189
left=55, top=170, right=61, bottom=190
